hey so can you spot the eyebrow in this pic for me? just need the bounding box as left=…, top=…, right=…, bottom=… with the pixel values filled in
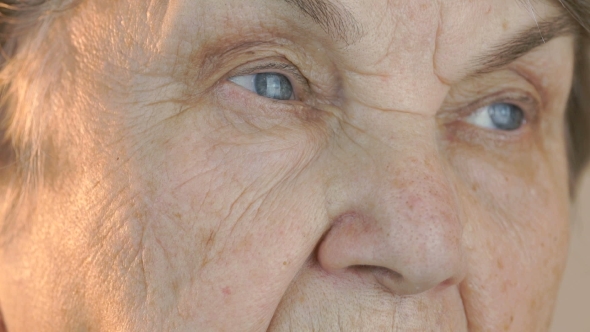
left=284, top=0, right=578, bottom=75
left=282, top=0, right=362, bottom=44
left=470, top=12, right=579, bottom=75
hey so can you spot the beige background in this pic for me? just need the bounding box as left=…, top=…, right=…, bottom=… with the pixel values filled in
left=551, top=169, right=590, bottom=331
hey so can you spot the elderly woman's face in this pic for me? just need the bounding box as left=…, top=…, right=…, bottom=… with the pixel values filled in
left=0, top=0, right=576, bottom=330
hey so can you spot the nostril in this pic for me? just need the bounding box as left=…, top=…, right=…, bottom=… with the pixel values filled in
left=368, top=266, right=404, bottom=281
left=352, top=265, right=407, bottom=294
left=353, top=265, right=450, bottom=296
left=434, top=276, right=461, bottom=292
left=353, top=265, right=403, bottom=279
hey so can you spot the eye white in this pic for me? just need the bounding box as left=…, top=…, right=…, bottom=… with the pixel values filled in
left=465, top=103, right=525, bottom=131
left=229, top=75, right=257, bottom=92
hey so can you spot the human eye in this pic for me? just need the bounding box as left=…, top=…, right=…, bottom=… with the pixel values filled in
left=229, top=72, right=295, bottom=101
left=465, top=102, right=525, bottom=131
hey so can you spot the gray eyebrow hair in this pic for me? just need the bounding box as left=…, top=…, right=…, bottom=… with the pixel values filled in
left=471, top=12, right=578, bottom=75
left=282, top=0, right=362, bottom=44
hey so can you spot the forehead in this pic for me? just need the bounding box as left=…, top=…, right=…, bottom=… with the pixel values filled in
left=96, top=0, right=566, bottom=58
left=146, top=0, right=563, bottom=39
left=286, top=0, right=556, bottom=41
left=150, top=0, right=565, bottom=69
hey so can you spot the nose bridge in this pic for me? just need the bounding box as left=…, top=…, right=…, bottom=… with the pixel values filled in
left=371, top=126, right=463, bottom=271
left=347, top=110, right=458, bottom=219
left=373, top=131, right=459, bottom=232
left=319, top=114, right=465, bottom=295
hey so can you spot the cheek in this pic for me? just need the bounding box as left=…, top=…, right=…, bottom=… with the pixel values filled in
left=123, top=100, right=331, bottom=328
left=453, top=149, right=569, bottom=330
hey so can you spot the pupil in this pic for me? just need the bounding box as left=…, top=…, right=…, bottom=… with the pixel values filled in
left=254, top=73, right=293, bottom=100
left=488, top=103, right=524, bottom=131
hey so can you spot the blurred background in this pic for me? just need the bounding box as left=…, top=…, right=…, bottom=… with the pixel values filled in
left=551, top=169, right=590, bottom=331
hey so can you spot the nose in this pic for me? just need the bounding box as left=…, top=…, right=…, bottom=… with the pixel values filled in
left=317, top=122, right=465, bottom=296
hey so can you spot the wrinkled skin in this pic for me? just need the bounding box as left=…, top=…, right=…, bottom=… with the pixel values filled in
left=0, top=0, right=575, bottom=331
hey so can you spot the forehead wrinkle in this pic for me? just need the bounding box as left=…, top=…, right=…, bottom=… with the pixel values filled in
left=282, top=0, right=363, bottom=45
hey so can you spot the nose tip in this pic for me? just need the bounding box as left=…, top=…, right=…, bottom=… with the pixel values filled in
left=318, top=217, right=465, bottom=296
left=318, top=182, right=465, bottom=296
